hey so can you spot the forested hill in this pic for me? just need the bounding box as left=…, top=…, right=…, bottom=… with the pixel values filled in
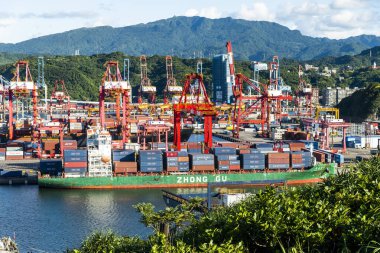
left=0, top=52, right=251, bottom=102
left=0, top=16, right=380, bottom=60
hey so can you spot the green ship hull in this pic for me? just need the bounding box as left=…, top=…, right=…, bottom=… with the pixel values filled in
left=38, top=164, right=335, bottom=189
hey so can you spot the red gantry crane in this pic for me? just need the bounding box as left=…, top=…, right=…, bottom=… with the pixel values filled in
left=138, top=55, right=156, bottom=104
left=164, top=56, right=182, bottom=104
left=173, top=73, right=217, bottom=151
left=99, top=61, right=131, bottom=144
left=49, top=80, right=71, bottom=119
left=226, top=42, right=292, bottom=138
left=8, top=60, right=38, bottom=140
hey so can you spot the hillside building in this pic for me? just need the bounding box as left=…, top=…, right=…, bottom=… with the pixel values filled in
left=212, top=54, right=233, bottom=104
left=321, top=87, right=359, bottom=106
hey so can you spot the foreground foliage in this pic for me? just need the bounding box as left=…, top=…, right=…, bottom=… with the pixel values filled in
left=70, top=157, right=380, bottom=252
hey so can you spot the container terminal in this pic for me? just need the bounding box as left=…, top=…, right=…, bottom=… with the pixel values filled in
left=0, top=41, right=378, bottom=188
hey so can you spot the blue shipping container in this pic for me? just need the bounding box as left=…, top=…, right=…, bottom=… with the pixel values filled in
left=192, top=160, right=214, bottom=166
left=242, top=164, right=265, bottom=170
left=64, top=150, right=87, bottom=157
left=212, top=147, right=236, bottom=155
left=139, top=155, right=162, bottom=162
left=215, top=155, right=239, bottom=161
left=64, top=167, right=87, bottom=173
left=64, top=156, right=87, bottom=162
left=229, top=160, right=241, bottom=165
left=189, top=154, right=214, bottom=161
left=268, top=164, right=289, bottom=169
left=139, top=161, right=163, bottom=167
left=140, top=166, right=163, bottom=173
left=217, top=165, right=230, bottom=170
left=139, top=150, right=162, bottom=156
left=166, top=161, right=178, bottom=167
left=240, top=154, right=265, bottom=160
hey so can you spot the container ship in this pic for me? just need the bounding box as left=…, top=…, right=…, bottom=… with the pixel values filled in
left=38, top=127, right=336, bottom=189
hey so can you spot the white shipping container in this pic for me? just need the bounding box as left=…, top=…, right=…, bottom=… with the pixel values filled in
left=141, top=86, right=156, bottom=92
left=9, top=81, right=34, bottom=90
left=0, top=156, right=5, bottom=161
left=147, top=121, right=165, bottom=125
left=45, top=122, right=60, bottom=127
left=244, top=128, right=256, bottom=133
left=124, top=143, right=140, bottom=151
left=168, top=86, right=183, bottom=92
left=6, top=147, right=23, bottom=151
left=104, top=81, right=131, bottom=90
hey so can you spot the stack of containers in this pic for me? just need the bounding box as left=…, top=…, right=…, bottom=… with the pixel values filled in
left=187, top=143, right=202, bottom=153
left=240, top=149, right=265, bottom=170
left=42, top=139, right=59, bottom=157
left=189, top=154, right=215, bottom=172
left=0, top=143, right=5, bottom=161
left=139, top=150, right=163, bottom=173
left=69, top=121, right=83, bottom=134
left=290, top=151, right=304, bottom=169
left=289, top=142, right=306, bottom=152
left=6, top=141, right=23, bottom=160
left=40, top=159, right=63, bottom=176
left=63, top=150, right=87, bottom=177
left=302, top=151, right=313, bottom=168
left=164, top=151, right=189, bottom=172
left=255, top=143, right=274, bottom=153
left=23, top=142, right=33, bottom=159
left=112, top=150, right=137, bottom=174
left=213, top=147, right=240, bottom=171
left=266, top=153, right=290, bottom=170
left=312, top=151, right=325, bottom=162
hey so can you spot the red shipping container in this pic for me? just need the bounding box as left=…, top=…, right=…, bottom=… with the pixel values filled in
left=6, top=155, right=24, bottom=160
left=165, top=151, right=178, bottom=157
left=64, top=162, right=88, bottom=168
left=229, top=165, right=241, bottom=171
left=192, top=165, right=215, bottom=171
left=218, top=160, right=230, bottom=166
left=114, top=167, right=126, bottom=174
left=166, top=167, right=179, bottom=172
left=178, top=157, right=189, bottom=162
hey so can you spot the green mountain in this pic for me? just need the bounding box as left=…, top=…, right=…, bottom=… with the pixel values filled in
left=338, top=83, right=380, bottom=122
left=310, top=46, right=380, bottom=68
left=0, top=16, right=379, bottom=61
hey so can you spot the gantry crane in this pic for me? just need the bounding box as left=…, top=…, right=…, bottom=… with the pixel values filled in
left=226, top=42, right=292, bottom=138
left=164, top=56, right=182, bottom=104
left=0, top=75, right=9, bottom=123
left=295, top=65, right=313, bottom=117
left=99, top=61, right=131, bottom=144
left=173, top=73, right=217, bottom=151
left=50, top=80, right=71, bottom=119
left=138, top=55, right=156, bottom=104
left=8, top=60, right=38, bottom=140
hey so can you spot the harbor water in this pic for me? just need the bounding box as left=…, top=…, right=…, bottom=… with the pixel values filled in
left=0, top=186, right=166, bottom=252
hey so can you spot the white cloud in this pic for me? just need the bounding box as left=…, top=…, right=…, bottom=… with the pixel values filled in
left=270, top=0, right=380, bottom=39
left=184, top=7, right=222, bottom=19
left=0, top=18, right=16, bottom=28
left=234, top=3, right=275, bottom=21
left=331, top=0, right=366, bottom=9
left=21, top=11, right=98, bottom=19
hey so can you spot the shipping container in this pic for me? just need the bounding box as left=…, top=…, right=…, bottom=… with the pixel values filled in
left=64, top=150, right=87, bottom=157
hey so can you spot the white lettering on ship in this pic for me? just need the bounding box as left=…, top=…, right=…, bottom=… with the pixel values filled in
left=176, top=175, right=227, bottom=184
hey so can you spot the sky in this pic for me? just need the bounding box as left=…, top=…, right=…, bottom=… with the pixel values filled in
left=0, top=0, right=379, bottom=43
